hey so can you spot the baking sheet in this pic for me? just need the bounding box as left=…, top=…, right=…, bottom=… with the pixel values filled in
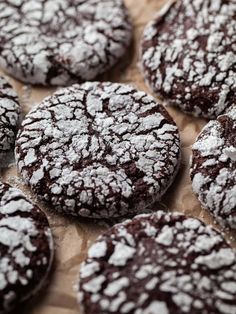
left=1, top=0, right=235, bottom=313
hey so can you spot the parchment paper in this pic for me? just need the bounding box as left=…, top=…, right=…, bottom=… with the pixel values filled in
left=0, top=1, right=235, bottom=313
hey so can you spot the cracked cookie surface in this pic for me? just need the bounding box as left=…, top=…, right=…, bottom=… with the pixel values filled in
left=15, top=82, right=180, bottom=218
left=191, top=105, right=236, bottom=229
left=141, top=0, right=236, bottom=119
left=0, top=76, right=20, bottom=164
left=78, top=211, right=236, bottom=314
left=0, top=181, right=54, bottom=313
left=0, top=0, right=132, bottom=86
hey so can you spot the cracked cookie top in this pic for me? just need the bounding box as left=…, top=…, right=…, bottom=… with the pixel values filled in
left=191, top=105, right=236, bottom=229
left=0, top=0, right=132, bottom=86
left=0, top=76, right=20, bottom=163
left=78, top=211, right=236, bottom=314
left=141, top=0, right=236, bottom=119
left=0, top=181, right=54, bottom=312
left=15, top=82, right=180, bottom=218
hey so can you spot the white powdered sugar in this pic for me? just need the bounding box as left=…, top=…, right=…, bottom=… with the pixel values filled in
left=78, top=211, right=236, bottom=314
left=141, top=0, right=236, bottom=118
left=195, top=248, right=235, bottom=270
left=108, top=242, right=136, bottom=266
left=80, top=262, right=100, bottom=279
left=88, top=241, right=107, bottom=259
left=15, top=82, right=180, bottom=218
left=104, top=277, right=129, bottom=297
left=83, top=275, right=106, bottom=294
left=0, top=76, right=20, bottom=164
left=141, top=301, right=169, bottom=314
left=156, top=225, right=174, bottom=246
left=0, top=181, right=54, bottom=312
left=0, top=0, right=132, bottom=85
left=191, top=105, right=236, bottom=229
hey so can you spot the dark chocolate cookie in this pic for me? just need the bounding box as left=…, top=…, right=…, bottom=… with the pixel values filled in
left=0, top=181, right=54, bottom=313
left=190, top=105, right=236, bottom=229
left=0, top=76, right=20, bottom=164
left=0, top=0, right=132, bottom=86
left=141, top=0, right=236, bottom=119
left=15, top=82, right=180, bottom=218
left=78, top=211, right=236, bottom=314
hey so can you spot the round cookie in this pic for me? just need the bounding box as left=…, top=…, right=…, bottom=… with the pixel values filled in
left=0, top=76, right=20, bottom=163
left=0, top=181, right=54, bottom=312
left=15, top=82, right=180, bottom=219
left=78, top=211, right=236, bottom=314
left=141, top=0, right=236, bottom=119
left=0, top=0, right=132, bottom=86
left=190, top=105, right=236, bottom=229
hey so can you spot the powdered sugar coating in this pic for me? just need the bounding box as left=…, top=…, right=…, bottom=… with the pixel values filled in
left=191, top=105, right=236, bottom=229
left=0, top=0, right=132, bottom=86
left=78, top=211, right=236, bottom=314
left=15, top=82, right=180, bottom=218
left=0, top=76, right=20, bottom=162
left=141, top=0, right=236, bottom=119
left=0, top=181, right=54, bottom=313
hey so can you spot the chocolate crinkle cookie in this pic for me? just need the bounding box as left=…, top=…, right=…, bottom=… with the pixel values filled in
left=141, top=0, right=236, bottom=119
left=78, top=211, right=236, bottom=314
left=15, top=82, right=180, bottom=219
left=0, top=181, right=54, bottom=313
left=0, top=0, right=132, bottom=86
left=191, top=105, right=236, bottom=229
left=0, top=76, right=20, bottom=164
